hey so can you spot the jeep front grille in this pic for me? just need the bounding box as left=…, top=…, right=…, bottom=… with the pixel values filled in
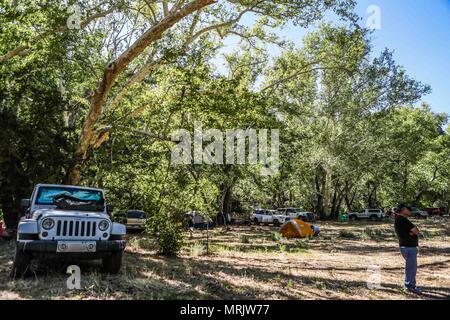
left=56, top=220, right=97, bottom=237
left=42, top=217, right=107, bottom=240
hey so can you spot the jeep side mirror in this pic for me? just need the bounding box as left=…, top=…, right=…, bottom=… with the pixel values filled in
left=106, top=204, right=113, bottom=214
left=20, top=198, right=30, bottom=208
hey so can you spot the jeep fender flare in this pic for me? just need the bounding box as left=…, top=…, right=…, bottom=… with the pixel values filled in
left=17, top=219, right=38, bottom=235
left=111, top=222, right=126, bottom=236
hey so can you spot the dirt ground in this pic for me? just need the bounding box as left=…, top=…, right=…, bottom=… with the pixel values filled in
left=1, top=217, right=449, bottom=300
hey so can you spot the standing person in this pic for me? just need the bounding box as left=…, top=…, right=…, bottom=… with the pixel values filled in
left=394, top=204, right=421, bottom=294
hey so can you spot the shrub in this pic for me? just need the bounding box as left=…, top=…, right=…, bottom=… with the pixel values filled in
left=339, top=230, right=361, bottom=239
left=147, top=214, right=184, bottom=256
left=295, top=239, right=309, bottom=250
left=286, top=279, right=293, bottom=288
left=363, top=227, right=385, bottom=240
left=239, top=234, right=250, bottom=244
left=269, top=231, right=282, bottom=242
left=189, top=241, right=205, bottom=257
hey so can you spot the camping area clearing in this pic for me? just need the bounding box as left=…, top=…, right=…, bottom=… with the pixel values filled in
left=1, top=218, right=449, bottom=300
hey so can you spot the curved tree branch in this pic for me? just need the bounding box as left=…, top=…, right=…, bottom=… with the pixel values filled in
left=68, top=0, right=217, bottom=184
left=106, top=6, right=253, bottom=113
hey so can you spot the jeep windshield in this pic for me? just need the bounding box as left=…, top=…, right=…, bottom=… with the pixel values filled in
left=35, top=186, right=104, bottom=212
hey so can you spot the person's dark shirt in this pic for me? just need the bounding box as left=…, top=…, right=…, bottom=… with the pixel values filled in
left=394, top=215, right=418, bottom=247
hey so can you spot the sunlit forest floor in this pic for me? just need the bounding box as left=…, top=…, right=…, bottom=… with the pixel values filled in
left=1, top=218, right=449, bottom=300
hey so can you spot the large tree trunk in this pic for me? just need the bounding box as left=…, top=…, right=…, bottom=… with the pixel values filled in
left=344, top=181, right=357, bottom=212
left=315, top=169, right=325, bottom=220
left=330, top=181, right=341, bottom=219
left=217, top=185, right=232, bottom=225
left=316, top=166, right=332, bottom=220
left=365, top=181, right=379, bottom=208
left=67, top=0, right=216, bottom=184
left=277, top=191, right=285, bottom=208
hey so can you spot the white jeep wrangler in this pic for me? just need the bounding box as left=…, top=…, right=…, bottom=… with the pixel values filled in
left=12, top=184, right=126, bottom=278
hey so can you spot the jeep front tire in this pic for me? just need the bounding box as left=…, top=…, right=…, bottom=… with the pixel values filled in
left=11, top=248, right=31, bottom=279
left=102, top=250, right=123, bottom=274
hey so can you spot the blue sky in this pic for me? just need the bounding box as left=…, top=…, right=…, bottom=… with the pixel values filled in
left=285, top=0, right=450, bottom=114
left=353, top=0, right=450, bottom=114
left=219, top=0, right=450, bottom=115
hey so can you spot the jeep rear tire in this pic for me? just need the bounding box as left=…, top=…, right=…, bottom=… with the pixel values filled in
left=370, top=215, right=378, bottom=221
left=349, top=215, right=357, bottom=221
left=11, top=247, right=31, bottom=279
left=102, top=250, right=123, bottom=274
left=273, top=219, right=280, bottom=227
left=253, top=218, right=259, bottom=225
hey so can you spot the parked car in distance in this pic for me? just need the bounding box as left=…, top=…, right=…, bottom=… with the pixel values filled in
left=186, top=211, right=215, bottom=229
left=423, top=207, right=445, bottom=216
left=348, top=209, right=384, bottom=221
left=283, top=210, right=316, bottom=222
left=277, top=208, right=314, bottom=222
left=251, top=209, right=287, bottom=227
left=299, top=212, right=316, bottom=222
left=13, top=184, right=126, bottom=278
left=410, top=207, right=428, bottom=218
left=125, top=210, right=147, bottom=231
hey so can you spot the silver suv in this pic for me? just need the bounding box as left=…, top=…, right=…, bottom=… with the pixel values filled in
left=12, top=184, right=126, bottom=278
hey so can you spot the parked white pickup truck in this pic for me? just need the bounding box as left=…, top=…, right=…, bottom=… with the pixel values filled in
left=250, top=209, right=287, bottom=227
left=12, top=184, right=126, bottom=278
left=348, top=209, right=384, bottom=221
left=277, top=208, right=315, bottom=222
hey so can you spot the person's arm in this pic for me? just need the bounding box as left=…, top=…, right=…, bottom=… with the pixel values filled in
left=409, top=226, right=420, bottom=236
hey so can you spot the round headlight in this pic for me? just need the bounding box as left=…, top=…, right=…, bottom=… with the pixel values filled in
left=98, top=220, right=110, bottom=231
left=41, top=218, right=55, bottom=230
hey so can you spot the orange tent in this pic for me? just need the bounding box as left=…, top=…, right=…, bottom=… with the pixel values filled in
left=279, top=218, right=320, bottom=238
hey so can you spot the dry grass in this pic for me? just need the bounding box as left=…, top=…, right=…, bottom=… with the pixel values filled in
left=1, top=217, right=449, bottom=300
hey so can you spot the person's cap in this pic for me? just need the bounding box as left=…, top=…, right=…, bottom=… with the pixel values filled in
left=397, top=204, right=412, bottom=211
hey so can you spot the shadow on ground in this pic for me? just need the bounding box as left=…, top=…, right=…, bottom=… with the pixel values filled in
left=0, top=219, right=449, bottom=300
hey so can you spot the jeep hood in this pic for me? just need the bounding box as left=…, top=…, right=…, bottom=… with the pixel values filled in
left=33, top=208, right=110, bottom=220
